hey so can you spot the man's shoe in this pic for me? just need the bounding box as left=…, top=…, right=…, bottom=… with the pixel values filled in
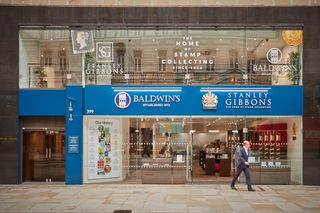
left=248, top=189, right=256, bottom=192
left=231, top=186, right=237, bottom=191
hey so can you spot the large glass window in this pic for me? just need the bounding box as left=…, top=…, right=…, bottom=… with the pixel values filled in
left=19, top=28, right=303, bottom=88
left=83, top=116, right=302, bottom=185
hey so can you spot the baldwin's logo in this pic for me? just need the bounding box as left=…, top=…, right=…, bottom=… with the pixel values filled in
left=202, top=91, right=218, bottom=110
left=266, top=48, right=282, bottom=64
left=114, top=92, right=131, bottom=109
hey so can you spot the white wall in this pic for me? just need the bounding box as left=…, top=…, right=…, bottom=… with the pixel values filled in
left=192, top=132, right=227, bottom=153
left=19, top=38, right=40, bottom=88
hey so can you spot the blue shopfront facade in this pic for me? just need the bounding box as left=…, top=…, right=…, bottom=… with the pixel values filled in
left=19, top=85, right=303, bottom=184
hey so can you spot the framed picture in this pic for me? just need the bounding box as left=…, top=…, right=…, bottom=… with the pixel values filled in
left=71, top=30, right=94, bottom=54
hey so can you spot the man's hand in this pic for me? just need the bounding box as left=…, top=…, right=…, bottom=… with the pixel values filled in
left=245, top=161, right=249, bottom=166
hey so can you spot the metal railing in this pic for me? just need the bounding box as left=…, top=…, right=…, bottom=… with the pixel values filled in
left=21, top=63, right=296, bottom=89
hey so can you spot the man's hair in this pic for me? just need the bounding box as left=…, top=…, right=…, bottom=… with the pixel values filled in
left=243, top=140, right=250, bottom=145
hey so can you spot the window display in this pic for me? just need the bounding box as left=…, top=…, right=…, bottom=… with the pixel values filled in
left=83, top=116, right=302, bottom=185
left=19, top=28, right=303, bottom=88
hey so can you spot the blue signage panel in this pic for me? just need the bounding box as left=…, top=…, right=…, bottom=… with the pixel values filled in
left=19, top=89, right=65, bottom=116
left=84, top=85, right=303, bottom=116
left=68, top=136, right=79, bottom=154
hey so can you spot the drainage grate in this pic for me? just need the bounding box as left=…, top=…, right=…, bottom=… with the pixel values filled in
left=113, top=210, right=132, bottom=213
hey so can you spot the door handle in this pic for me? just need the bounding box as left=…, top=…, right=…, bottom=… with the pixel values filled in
left=46, top=148, right=48, bottom=159
left=49, top=148, right=52, bottom=159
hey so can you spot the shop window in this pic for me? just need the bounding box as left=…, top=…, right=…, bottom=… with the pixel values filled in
left=158, top=50, right=167, bottom=72
left=41, top=50, right=52, bottom=67
left=58, top=50, right=67, bottom=71
left=19, top=28, right=303, bottom=87
left=229, top=49, right=239, bottom=69
left=205, top=50, right=216, bottom=71
left=116, top=43, right=126, bottom=70
left=134, top=50, right=142, bottom=72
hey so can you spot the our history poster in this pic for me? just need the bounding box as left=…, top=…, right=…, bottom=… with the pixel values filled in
left=87, top=118, right=121, bottom=180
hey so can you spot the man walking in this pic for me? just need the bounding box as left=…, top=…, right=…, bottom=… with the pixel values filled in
left=230, top=140, right=255, bottom=192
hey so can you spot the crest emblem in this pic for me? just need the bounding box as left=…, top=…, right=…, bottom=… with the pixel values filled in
left=202, top=91, right=218, bottom=110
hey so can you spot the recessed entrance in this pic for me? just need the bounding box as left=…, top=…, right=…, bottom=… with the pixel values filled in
left=22, top=130, right=65, bottom=182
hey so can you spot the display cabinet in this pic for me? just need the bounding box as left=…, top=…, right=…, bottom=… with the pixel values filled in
left=251, top=123, right=288, bottom=160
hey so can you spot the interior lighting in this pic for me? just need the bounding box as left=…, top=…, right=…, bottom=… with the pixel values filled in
left=208, top=130, right=220, bottom=133
left=282, top=30, right=303, bottom=46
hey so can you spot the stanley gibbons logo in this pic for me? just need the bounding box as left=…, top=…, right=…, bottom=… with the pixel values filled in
left=96, top=42, right=113, bottom=63
left=114, top=92, right=131, bottom=109
left=202, top=91, right=218, bottom=110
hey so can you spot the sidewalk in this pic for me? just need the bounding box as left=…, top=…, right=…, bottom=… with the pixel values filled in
left=0, top=184, right=320, bottom=213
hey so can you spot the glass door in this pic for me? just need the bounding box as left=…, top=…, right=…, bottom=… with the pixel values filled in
left=125, top=116, right=191, bottom=184
left=23, top=130, right=65, bottom=182
left=47, top=131, right=65, bottom=181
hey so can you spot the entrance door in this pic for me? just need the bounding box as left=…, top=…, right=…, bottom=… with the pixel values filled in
left=23, top=130, right=65, bottom=182
left=190, top=117, right=234, bottom=183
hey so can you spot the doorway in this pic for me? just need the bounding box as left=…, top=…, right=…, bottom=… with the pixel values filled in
left=190, top=118, right=236, bottom=183
left=23, top=130, right=65, bottom=182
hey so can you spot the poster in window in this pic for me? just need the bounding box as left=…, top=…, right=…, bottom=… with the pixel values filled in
left=87, top=118, right=121, bottom=179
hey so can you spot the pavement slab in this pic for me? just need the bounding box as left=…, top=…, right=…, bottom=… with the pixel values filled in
left=0, top=184, right=320, bottom=213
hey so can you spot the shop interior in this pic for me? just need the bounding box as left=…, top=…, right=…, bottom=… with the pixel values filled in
left=124, top=116, right=303, bottom=184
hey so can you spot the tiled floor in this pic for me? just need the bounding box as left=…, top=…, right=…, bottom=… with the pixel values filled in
left=0, top=184, right=320, bottom=212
